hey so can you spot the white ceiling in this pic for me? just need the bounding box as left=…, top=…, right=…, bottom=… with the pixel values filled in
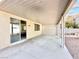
left=0, top=0, right=70, bottom=25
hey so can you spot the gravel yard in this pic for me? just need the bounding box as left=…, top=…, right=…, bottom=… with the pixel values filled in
left=65, top=37, right=79, bottom=59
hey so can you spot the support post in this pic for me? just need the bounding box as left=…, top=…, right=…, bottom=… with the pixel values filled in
left=61, top=16, right=65, bottom=48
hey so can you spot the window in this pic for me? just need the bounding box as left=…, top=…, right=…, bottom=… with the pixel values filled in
left=34, top=24, right=40, bottom=31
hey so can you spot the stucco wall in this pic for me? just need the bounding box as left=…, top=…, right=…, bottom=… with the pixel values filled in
left=0, top=11, right=42, bottom=49
left=42, top=25, right=56, bottom=36
left=0, top=12, right=10, bottom=49
left=27, top=20, right=42, bottom=39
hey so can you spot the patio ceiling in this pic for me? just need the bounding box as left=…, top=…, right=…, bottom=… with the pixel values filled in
left=0, top=0, right=71, bottom=25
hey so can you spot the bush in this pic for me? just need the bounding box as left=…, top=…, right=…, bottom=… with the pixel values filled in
left=65, top=22, right=79, bottom=28
left=65, top=22, right=73, bottom=28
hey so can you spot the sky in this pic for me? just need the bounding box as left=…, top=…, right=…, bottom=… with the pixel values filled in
left=68, top=0, right=79, bottom=15
left=77, top=0, right=79, bottom=2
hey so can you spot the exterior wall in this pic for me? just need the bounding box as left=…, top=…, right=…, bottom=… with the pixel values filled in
left=0, top=11, right=42, bottom=49
left=27, top=20, right=42, bottom=39
left=0, top=12, right=10, bottom=49
left=42, top=25, right=56, bottom=36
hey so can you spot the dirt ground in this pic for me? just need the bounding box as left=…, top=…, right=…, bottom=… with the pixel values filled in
left=65, top=37, right=79, bottom=59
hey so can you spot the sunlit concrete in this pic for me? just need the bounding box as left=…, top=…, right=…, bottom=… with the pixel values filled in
left=0, top=35, right=73, bottom=59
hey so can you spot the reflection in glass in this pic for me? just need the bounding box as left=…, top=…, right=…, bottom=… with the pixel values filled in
left=10, top=18, right=20, bottom=43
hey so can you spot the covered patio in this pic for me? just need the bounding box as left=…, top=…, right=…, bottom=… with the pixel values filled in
left=0, top=35, right=73, bottom=59
left=0, top=0, right=78, bottom=59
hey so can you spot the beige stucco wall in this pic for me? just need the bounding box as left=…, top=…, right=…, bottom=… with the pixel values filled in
left=27, top=20, right=42, bottom=39
left=0, top=12, right=10, bottom=49
left=42, top=25, right=56, bottom=36
left=0, top=11, right=42, bottom=49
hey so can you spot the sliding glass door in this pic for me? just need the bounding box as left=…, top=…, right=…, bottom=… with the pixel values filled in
left=10, top=18, right=20, bottom=43
left=10, top=18, right=26, bottom=43
left=21, top=20, right=26, bottom=40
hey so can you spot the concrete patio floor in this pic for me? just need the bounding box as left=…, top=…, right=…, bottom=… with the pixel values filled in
left=0, top=35, right=73, bottom=59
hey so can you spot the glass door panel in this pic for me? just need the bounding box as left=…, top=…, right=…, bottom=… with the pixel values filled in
left=10, top=18, right=20, bottom=43
left=21, top=20, right=26, bottom=40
